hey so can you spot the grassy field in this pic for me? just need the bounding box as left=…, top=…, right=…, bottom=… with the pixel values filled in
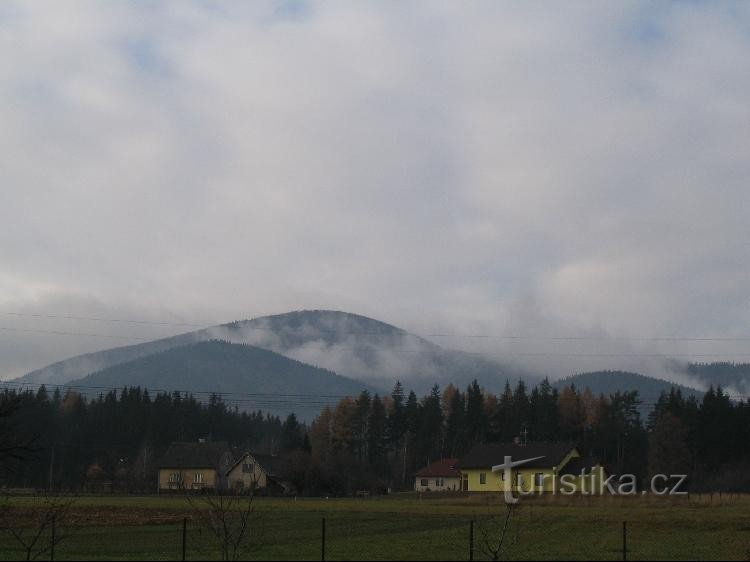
left=1, top=493, right=748, bottom=560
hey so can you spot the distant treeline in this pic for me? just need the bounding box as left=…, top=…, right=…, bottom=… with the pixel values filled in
left=308, top=380, right=750, bottom=493
left=0, top=386, right=299, bottom=492
left=1, top=379, right=748, bottom=494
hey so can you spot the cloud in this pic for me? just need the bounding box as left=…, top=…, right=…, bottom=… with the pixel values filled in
left=1, top=1, right=749, bottom=381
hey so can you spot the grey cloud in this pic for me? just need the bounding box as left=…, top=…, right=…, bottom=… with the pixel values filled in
left=1, top=1, right=749, bottom=384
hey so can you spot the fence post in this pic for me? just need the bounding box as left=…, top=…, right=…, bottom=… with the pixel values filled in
left=182, top=517, right=187, bottom=561
left=50, top=514, right=55, bottom=561
left=622, top=521, right=627, bottom=561
left=321, top=517, right=326, bottom=562
left=469, top=519, right=474, bottom=561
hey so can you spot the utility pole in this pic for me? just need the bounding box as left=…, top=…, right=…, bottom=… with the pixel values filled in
left=469, top=520, right=474, bottom=561
left=181, top=517, right=187, bottom=561
left=622, top=521, right=627, bottom=561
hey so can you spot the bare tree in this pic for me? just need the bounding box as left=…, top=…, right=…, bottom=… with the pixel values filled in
left=185, top=492, right=263, bottom=561
left=0, top=494, right=75, bottom=561
left=476, top=502, right=524, bottom=561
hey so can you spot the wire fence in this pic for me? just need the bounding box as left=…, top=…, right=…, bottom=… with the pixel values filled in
left=0, top=494, right=748, bottom=561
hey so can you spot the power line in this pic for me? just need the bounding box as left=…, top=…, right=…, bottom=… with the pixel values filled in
left=0, top=311, right=207, bottom=328
left=1, top=380, right=745, bottom=403
left=3, top=310, right=750, bottom=343
left=3, top=325, right=750, bottom=359
left=0, top=326, right=154, bottom=341
left=0, top=381, right=354, bottom=400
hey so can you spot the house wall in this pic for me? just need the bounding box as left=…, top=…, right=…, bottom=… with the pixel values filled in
left=461, top=458, right=608, bottom=495
left=462, top=449, right=585, bottom=493
left=414, top=476, right=461, bottom=492
left=226, top=454, right=269, bottom=492
left=158, top=468, right=218, bottom=491
left=461, top=467, right=559, bottom=492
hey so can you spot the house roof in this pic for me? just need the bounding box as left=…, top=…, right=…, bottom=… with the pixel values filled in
left=157, top=441, right=231, bottom=469
left=226, top=451, right=291, bottom=479
left=415, top=458, right=461, bottom=478
left=558, top=456, right=601, bottom=476
left=457, top=443, right=577, bottom=470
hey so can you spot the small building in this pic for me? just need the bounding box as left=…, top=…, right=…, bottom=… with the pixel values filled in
left=457, top=442, right=606, bottom=494
left=414, top=458, right=462, bottom=492
left=226, top=452, right=296, bottom=495
left=157, top=440, right=234, bottom=493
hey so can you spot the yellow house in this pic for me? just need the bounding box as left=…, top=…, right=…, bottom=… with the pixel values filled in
left=457, top=443, right=607, bottom=494
left=157, top=440, right=234, bottom=493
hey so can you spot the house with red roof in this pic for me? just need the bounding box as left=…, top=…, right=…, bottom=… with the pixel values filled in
left=414, top=458, right=461, bottom=492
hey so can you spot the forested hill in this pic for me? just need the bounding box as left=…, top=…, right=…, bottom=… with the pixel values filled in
left=684, top=362, right=750, bottom=394
left=64, top=340, right=372, bottom=420
left=13, top=309, right=526, bottom=395
left=553, top=370, right=704, bottom=404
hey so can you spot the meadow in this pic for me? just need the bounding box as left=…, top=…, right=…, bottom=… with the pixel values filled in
left=1, top=493, right=748, bottom=561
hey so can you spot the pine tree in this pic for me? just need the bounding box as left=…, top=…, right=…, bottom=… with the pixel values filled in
left=352, top=391, right=371, bottom=463
left=445, top=388, right=465, bottom=457
left=387, top=381, right=406, bottom=446
left=367, top=395, right=387, bottom=467
left=281, top=413, right=303, bottom=451
left=512, top=379, right=530, bottom=441
left=465, top=380, right=486, bottom=447
left=417, top=386, right=444, bottom=465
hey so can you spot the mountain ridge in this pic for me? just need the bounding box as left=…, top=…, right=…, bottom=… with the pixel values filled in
left=553, top=370, right=704, bottom=402
left=64, top=339, right=373, bottom=420
left=11, top=309, right=524, bottom=394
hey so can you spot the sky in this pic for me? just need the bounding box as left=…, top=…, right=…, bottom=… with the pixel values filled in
left=1, top=1, right=749, bottom=380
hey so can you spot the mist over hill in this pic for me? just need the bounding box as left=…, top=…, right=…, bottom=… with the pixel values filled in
left=554, top=370, right=704, bottom=407
left=208, top=310, right=528, bottom=393
left=13, top=310, right=747, bottom=403
left=65, top=340, right=372, bottom=420
left=681, top=362, right=750, bottom=396
left=13, top=310, right=526, bottom=395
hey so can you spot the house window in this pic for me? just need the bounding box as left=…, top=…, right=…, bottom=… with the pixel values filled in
left=194, top=472, right=204, bottom=484
left=436, top=478, right=443, bottom=487
left=242, top=463, right=254, bottom=474
left=516, top=473, right=523, bottom=488
left=479, top=473, right=487, bottom=485
left=420, top=479, right=428, bottom=487
left=169, top=472, right=181, bottom=483
left=535, top=473, right=544, bottom=487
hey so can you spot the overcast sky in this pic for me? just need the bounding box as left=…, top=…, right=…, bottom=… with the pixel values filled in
left=1, top=1, right=749, bottom=380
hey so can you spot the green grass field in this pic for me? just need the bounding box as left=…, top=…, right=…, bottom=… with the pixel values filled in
left=1, top=493, right=748, bottom=560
